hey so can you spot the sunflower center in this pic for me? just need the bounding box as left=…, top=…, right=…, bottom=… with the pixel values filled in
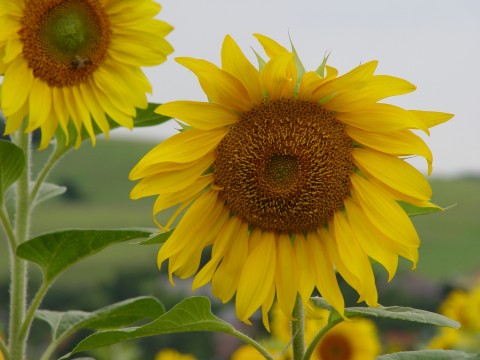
left=214, top=98, right=355, bottom=234
left=19, top=0, right=111, bottom=87
left=317, top=333, right=353, bottom=360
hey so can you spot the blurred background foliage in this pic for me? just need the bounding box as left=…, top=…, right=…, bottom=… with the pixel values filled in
left=0, top=137, right=479, bottom=359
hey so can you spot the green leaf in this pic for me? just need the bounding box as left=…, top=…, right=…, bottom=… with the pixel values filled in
left=376, top=350, right=480, bottom=360
left=136, top=230, right=173, bottom=245
left=345, top=305, right=460, bottom=329
left=310, top=297, right=334, bottom=312
left=399, top=201, right=442, bottom=217
left=16, top=229, right=153, bottom=283
left=37, top=296, right=165, bottom=341
left=132, top=103, right=171, bottom=128
left=69, top=296, right=236, bottom=354
left=33, top=182, right=67, bottom=205
left=0, top=140, right=25, bottom=202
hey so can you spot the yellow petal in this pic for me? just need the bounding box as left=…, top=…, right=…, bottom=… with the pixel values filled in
left=332, top=210, right=378, bottom=306
left=221, top=35, right=263, bottom=105
left=262, top=281, right=276, bottom=332
left=324, top=75, right=416, bottom=112
left=409, top=110, right=454, bottom=129
left=306, top=231, right=345, bottom=315
left=236, top=230, right=276, bottom=323
left=337, top=103, right=428, bottom=134
left=156, top=101, right=239, bottom=130
left=1, top=57, right=32, bottom=115
left=261, top=52, right=296, bottom=99
left=293, top=235, right=316, bottom=303
left=344, top=198, right=398, bottom=281
left=350, top=173, right=421, bottom=251
left=79, top=80, right=110, bottom=137
left=312, top=61, right=378, bottom=102
left=176, top=57, right=252, bottom=112
left=192, top=215, right=242, bottom=290
left=27, top=78, right=51, bottom=131
left=39, top=117, right=58, bottom=150
left=212, top=220, right=249, bottom=302
left=157, top=191, right=219, bottom=269
left=275, top=233, right=298, bottom=318
left=51, top=87, right=70, bottom=144
left=353, top=148, right=432, bottom=201
left=130, top=152, right=214, bottom=198
left=298, top=71, right=324, bottom=100
left=152, top=174, right=214, bottom=217
left=130, top=128, right=226, bottom=176
left=253, top=33, right=289, bottom=58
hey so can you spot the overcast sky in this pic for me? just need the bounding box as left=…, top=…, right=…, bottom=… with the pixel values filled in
left=114, top=0, right=479, bottom=177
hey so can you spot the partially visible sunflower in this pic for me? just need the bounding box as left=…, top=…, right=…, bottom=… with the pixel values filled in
left=0, top=0, right=173, bottom=148
left=130, top=34, right=453, bottom=328
left=231, top=303, right=381, bottom=360
left=429, top=281, right=480, bottom=351
left=155, top=348, right=197, bottom=360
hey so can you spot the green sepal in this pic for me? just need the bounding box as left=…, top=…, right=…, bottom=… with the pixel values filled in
left=399, top=201, right=444, bottom=217
left=16, top=229, right=153, bottom=283
left=315, top=52, right=330, bottom=78
left=376, top=350, right=480, bottom=360
left=37, top=296, right=165, bottom=342
left=0, top=139, right=25, bottom=202
left=66, top=296, right=244, bottom=356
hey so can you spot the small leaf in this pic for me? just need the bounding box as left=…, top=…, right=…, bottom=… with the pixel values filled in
left=136, top=230, right=173, bottom=245
left=376, top=350, right=480, bottom=360
left=133, top=103, right=171, bottom=128
left=310, top=297, right=334, bottom=312
left=37, top=296, right=165, bottom=341
left=345, top=306, right=460, bottom=329
left=16, top=229, right=153, bottom=282
left=0, top=140, right=25, bottom=202
left=70, top=297, right=236, bottom=354
left=399, top=201, right=442, bottom=217
left=33, top=182, right=67, bottom=205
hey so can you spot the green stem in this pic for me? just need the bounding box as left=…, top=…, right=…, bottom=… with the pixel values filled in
left=9, top=131, right=32, bottom=360
left=303, top=315, right=343, bottom=360
left=230, top=329, right=274, bottom=360
left=292, top=295, right=305, bottom=360
left=29, top=143, right=69, bottom=205
left=18, top=282, right=50, bottom=350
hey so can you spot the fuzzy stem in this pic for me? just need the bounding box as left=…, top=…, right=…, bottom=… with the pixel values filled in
left=292, top=295, right=305, bottom=360
left=230, top=329, right=274, bottom=360
left=9, top=132, right=32, bottom=360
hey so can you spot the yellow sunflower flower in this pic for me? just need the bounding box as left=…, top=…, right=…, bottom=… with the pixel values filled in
left=130, top=34, right=453, bottom=328
left=0, top=0, right=173, bottom=149
left=155, top=348, right=197, bottom=360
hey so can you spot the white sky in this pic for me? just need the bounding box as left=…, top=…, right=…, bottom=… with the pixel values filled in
left=114, top=0, right=480, bottom=177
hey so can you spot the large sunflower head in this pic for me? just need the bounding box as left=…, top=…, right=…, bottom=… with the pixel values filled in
left=0, top=0, right=173, bottom=148
left=129, top=34, right=453, bottom=328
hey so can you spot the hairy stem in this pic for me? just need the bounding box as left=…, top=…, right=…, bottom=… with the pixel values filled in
left=303, top=315, right=343, bottom=360
left=292, top=295, right=305, bottom=360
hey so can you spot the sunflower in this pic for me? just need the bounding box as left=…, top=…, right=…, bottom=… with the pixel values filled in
left=0, top=0, right=173, bottom=149
left=130, top=34, right=453, bottom=328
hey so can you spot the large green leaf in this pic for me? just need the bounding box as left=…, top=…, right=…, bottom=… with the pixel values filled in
left=310, top=297, right=460, bottom=328
left=37, top=296, right=165, bottom=341
left=376, top=350, right=480, bottom=360
left=345, top=306, right=460, bottom=328
left=69, top=297, right=236, bottom=355
left=16, top=229, right=153, bottom=282
left=0, top=140, right=25, bottom=202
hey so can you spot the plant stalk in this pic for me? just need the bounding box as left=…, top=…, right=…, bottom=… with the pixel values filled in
left=292, top=295, right=305, bottom=360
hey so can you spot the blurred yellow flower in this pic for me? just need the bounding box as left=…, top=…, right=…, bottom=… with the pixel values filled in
left=231, top=303, right=381, bottom=360
left=155, top=348, right=197, bottom=360
left=429, top=281, right=480, bottom=351
left=0, top=0, right=173, bottom=148
left=130, top=34, right=452, bottom=328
